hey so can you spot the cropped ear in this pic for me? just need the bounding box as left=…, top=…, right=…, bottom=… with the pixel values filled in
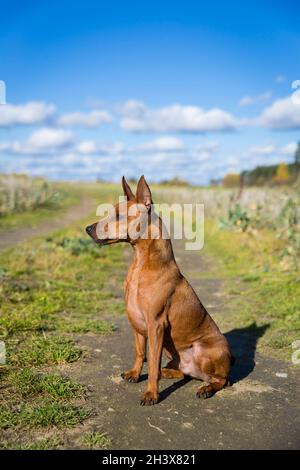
left=136, top=175, right=153, bottom=212
left=122, top=176, right=135, bottom=200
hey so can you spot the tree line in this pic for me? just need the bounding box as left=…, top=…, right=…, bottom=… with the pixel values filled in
left=221, top=142, right=300, bottom=187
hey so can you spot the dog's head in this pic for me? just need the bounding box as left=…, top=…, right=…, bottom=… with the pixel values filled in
left=86, top=175, right=155, bottom=246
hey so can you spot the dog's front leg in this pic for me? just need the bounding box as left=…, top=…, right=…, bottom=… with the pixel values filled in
left=122, top=330, right=147, bottom=383
left=140, top=321, right=164, bottom=406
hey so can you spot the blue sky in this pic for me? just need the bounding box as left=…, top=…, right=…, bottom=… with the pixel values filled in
left=0, top=0, right=300, bottom=184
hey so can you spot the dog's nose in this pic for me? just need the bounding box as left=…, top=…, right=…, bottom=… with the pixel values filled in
left=86, top=225, right=94, bottom=235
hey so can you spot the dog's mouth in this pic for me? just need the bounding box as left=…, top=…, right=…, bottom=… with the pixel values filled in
left=86, top=225, right=123, bottom=246
left=95, top=238, right=118, bottom=246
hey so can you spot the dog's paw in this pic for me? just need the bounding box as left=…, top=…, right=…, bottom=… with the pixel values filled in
left=196, top=386, right=215, bottom=399
left=121, top=370, right=140, bottom=383
left=140, top=390, right=159, bottom=406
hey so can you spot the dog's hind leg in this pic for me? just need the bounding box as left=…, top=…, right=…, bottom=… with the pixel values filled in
left=196, top=376, right=228, bottom=399
left=160, top=345, right=184, bottom=379
left=160, top=354, right=184, bottom=379
left=122, top=330, right=147, bottom=383
left=161, top=359, right=184, bottom=379
left=195, top=351, right=230, bottom=399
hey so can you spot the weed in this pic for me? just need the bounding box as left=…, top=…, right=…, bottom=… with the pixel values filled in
left=83, top=431, right=111, bottom=449
left=9, top=369, right=85, bottom=399
left=8, top=336, right=82, bottom=367
left=0, top=403, right=89, bottom=429
left=58, top=319, right=116, bottom=334
left=219, top=203, right=252, bottom=232
left=0, top=437, right=61, bottom=450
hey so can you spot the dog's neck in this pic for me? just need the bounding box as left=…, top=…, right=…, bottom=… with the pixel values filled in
left=131, top=237, right=175, bottom=268
left=130, top=215, right=176, bottom=269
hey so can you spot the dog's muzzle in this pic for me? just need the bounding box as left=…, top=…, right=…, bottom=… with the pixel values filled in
left=86, top=225, right=94, bottom=236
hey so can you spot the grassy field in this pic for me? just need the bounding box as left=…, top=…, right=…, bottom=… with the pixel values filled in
left=0, top=180, right=80, bottom=232
left=0, top=184, right=125, bottom=449
left=0, top=181, right=299, bottom=448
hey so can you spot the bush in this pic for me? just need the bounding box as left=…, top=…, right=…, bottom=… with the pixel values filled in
left=0, top=174, right=65, bottom=216
left=219, top=203, right=252, bottom=232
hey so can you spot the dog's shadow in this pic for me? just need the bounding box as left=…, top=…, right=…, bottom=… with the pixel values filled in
left=138, top=374, right=192, bottom=402
left=138, top=322, right=269, bottom=403
left=225, top=322, right=269, bottom=385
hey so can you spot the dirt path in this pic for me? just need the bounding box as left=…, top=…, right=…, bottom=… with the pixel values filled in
left=0, top=197, right=93, bottom=251
left=63, top=238, right=300, bottom=450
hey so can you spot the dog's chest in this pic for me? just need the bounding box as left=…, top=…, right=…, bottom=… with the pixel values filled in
left=124, top=268, right=147, bottom=336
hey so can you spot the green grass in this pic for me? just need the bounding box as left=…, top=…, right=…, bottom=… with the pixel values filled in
left=0, top=437, right=61, bottom=450
left=0, top=368, right=87, bottom=434
left=0, top=183, right=81, bottom=232
left=0, top=403, right=89, bottom=429
left=20, top=403, right=89, bottom=428
left=0, top=194, right=125, bottom=344
left=202, top=219, right=300, bottom=359
left=0, top=184, right=126, bottom=447
left=58, top=318, right=116, bottom=334
left=9, top=369, right=85, bottom=399
left=83, top=431, right=111, bottom=449
left=0, top=232, right=125, bottom=338
left=8, top=336, right=83, bottom=367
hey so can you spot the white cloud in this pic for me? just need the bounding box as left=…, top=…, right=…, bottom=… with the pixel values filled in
left=249, top=141, right=297, bottom=159
left=136, top=136, right=184, bottom=152
left=0, top=132, right=124, bottom=158
left=76, top=140, right=124, bottom=155
left=194, top=141, right=219, bottom=153
left=99, top=142, right=125, bottom=155
left=27, top=128, right=75, bottom=150
left=248, top=144, right=277, bottom=156
left=191, top=145, right=219, bottom=163
left=239, top=91, right=272, bottom=107
left=0, top=124, right=219, bottom=164
left=247, top=142, right=296, bottom=158
left=225, top=141, right=297, bottom=174
left=280, top=142, right=297, bottom=155
left=120, top=100, right=238, bottom=133
left=0, top=101, right=55, bottom=127
left=0, top=128, right=74, bottom=155
left=239, top=96, right=254, bottom=106
left=57, top=110, right=112, bottom=128
left=124, top=140, right=220, bottom=184
left=0, top=141, right=23, bottom=154
left=256, top=96, right=300, bottom=129
left=76, top=140, right=98, bottom=154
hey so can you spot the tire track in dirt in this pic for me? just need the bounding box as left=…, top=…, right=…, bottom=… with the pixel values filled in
left=0, top=196, right=94, bottom=251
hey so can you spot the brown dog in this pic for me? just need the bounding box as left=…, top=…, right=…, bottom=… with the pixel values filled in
left=86, top=176, right=233, bottom=405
